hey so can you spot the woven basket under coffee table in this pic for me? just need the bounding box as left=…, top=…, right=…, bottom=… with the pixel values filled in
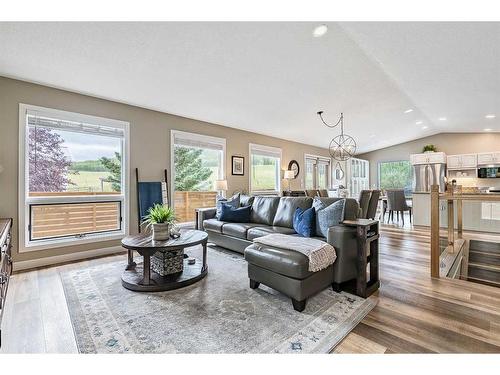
left=121, top=230, right=208, bottom=292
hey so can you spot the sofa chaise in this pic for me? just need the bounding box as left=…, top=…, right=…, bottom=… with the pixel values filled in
left=196, top=196, right=362, bottom=308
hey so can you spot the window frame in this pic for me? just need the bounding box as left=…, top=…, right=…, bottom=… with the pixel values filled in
left=377, top=159, right=413, bottom=195
left=170, top=130, right=226, bottom=223
left=304, top=153, right=332, bottom=190
left=249, top=143, right=282, bottom=195
left=18, top=103, right=130, bottom=252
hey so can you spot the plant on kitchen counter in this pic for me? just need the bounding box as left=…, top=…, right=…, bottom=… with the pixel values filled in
left=422, top=144, right=437, bottom=153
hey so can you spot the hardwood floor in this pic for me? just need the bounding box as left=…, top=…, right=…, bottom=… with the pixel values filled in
left=2, top=219, right=500, bottom=353
left=334, top=221, right=500, bottom=353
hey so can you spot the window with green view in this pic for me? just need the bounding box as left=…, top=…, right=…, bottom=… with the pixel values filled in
left=378, top=160, right=413, bottom=196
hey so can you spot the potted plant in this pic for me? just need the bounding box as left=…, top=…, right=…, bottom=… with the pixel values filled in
left=144, top=204, right=176, bottom=241
left=422, top=144, right=437, bottom=153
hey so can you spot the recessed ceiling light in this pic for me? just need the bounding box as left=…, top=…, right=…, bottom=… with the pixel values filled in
left=369, top=134, right=375, bottom=138
left=485, top=114, right=496, bottom=119
left=416, top=121, right=423, bottom=125
left=404, top=109, right=413, bottom=114
left=484, top=128, right=493, bottom=132
left=422, top=126, right=429, bottom=130
left=312, top=24, right=328, bottom=38
left=438, top=117, right=447, bottom=121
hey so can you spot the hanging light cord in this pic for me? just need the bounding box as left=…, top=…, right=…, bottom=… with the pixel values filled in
left=317, top=111, right=344, bottom=134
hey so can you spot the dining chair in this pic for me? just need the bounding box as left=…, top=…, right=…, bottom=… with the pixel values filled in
left=358, top=190, right=372, bottom=219
left=366, top=189, right=381, bottom=220
left=317, top=189, right=329, bottom=197
left=304, top=189, right=319, bottom=197
left=386, top=189, right=412, bottom=225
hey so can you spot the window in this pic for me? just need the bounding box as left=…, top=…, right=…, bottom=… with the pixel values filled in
left=171, top=130, right=225, bottom=223
left=304, top=155, right=331, bottom=190
left=19, top=104, right=129, bottom=251
left=249, top=144, right=282, bottom=194
left=348, top=158, right=369, bottom=198
left=378, top=160, right=412, bottom=196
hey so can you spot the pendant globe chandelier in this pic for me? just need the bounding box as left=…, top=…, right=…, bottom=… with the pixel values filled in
left=317, top=111, right=357, bottom=180
left=317, top=111, right=357, bottom=160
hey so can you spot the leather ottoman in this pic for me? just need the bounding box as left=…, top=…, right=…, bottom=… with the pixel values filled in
left=244, top=243, right=335, bottom=312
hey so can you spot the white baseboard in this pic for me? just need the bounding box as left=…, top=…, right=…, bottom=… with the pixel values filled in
left=13, top=246, right=125, bottom=271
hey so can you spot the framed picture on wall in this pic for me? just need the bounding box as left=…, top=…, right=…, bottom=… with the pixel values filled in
left=232, top=156, right=244, bottom=175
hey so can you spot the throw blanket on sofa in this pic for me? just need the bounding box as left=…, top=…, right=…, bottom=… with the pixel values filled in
left=253, top=234, right=337, bottom=272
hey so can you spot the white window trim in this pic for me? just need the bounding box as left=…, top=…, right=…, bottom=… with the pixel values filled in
left=170, top=130, right=226, bottom=217
left=18, top=103, right=130, bottom=252
left=249, top=143, right=282, bottom=195
left=304, top=153, right=332, bottom=190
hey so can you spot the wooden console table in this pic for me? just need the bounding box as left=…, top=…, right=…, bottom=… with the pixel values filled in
left=342, top=219, right=380, bottom=298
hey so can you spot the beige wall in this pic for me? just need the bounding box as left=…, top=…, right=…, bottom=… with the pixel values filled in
left=358, top=132, right=500, bottom=187
left=0, top=76, right=331, bottom=263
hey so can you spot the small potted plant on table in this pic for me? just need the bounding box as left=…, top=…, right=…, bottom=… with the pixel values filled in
left=144, top=204, right=176, bottom=240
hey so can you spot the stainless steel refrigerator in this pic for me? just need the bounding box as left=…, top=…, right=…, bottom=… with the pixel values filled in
left=412, top=162, right=446, bottom=192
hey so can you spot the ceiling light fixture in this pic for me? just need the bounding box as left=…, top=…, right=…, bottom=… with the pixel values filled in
left=318, top=111, right=356, bottom=178
left=485, top=114, right=496, bottom=119
left=422, top=126, right=429, bottom=130
left=404, top=109, right=413, bottom=114
left=484, top=128, right=493, bottom=132
left=416, top=121, right=423, bottom=125
left=313, top=24, right=328, bottom=38
left=438, top=117, right=447, bottom=121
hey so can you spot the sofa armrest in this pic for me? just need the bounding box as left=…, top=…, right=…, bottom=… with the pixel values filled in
left=196, top=207, right=217, bottom=230
left=326, top=225, right=359, bottom=283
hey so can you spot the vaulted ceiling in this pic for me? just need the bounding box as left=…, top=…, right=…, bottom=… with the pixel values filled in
left=0, top=22, right=498, bottom=153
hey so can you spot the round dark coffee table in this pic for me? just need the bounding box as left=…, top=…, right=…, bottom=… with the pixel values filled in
left=121, top=229, right=208, bottom=292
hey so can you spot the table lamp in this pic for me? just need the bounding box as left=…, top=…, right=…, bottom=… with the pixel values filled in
left=284, top=170, right=294, bottom=192
left=215, top=179, right=228, bottom=199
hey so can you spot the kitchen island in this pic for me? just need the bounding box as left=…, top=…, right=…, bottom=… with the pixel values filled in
left=413, top=191, right=500, bottom=233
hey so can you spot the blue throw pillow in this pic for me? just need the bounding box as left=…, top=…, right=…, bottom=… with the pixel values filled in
left=219, top=203, right=252, bottom=223
left=216, top=193, right=240, bottom=219
left=293, top=207, right=315, bottom=237
left=314, top=198, right=345, bottom=238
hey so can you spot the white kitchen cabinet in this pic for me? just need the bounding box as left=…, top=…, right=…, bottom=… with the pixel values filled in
left=410, top=152, right=446, bottom=165
left=447, top=155, right=461, bottom=169
left=477, top=152, right=500, bottom=165
left=427, top=152, right=447, bottom=164
left=446, top=153, right=477, bottom=169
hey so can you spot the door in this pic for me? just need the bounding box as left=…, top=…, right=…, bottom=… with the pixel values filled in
left=447, top=155, right=461, bottom=169
left=427, top=152, right=446, bottom=164
left=429, top=163, right=446, bottom=192
left=411, top=154, right=429, bottom=165
left=348, top=158, right=369, bottom=197
left=460, top=154, right=477, bottom=168
left=478, top=153, right=495, bottom=165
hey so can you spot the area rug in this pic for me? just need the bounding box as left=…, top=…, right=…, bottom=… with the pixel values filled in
left=60, top=245, right=376, bottom=353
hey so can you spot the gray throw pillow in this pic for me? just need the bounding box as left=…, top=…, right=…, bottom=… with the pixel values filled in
left=216, top=193, right=240, bottom=219
left=313, top=197, right=345, bottom=238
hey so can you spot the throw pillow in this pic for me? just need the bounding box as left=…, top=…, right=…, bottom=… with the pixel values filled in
left=312, top=197, right=327, bottom=236
left=314, top=198, right=345, bottom=238
left=293, top=207, right=316, bottom=237
left=216, top=193, right=240, bottom=219
left=219, top=203, right=252, bottom=223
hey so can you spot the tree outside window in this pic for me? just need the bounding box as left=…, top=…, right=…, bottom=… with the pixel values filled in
left=378, top=160, right=413, bottom=196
